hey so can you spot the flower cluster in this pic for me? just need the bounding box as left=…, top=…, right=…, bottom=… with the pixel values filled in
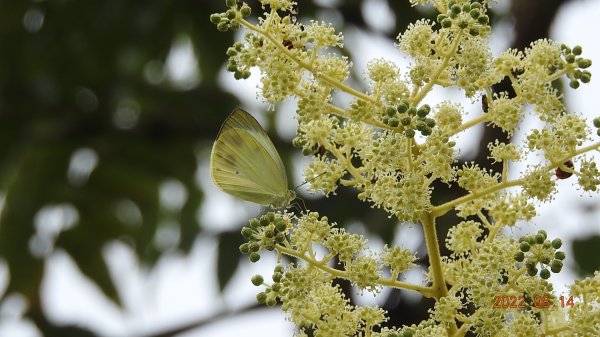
left=212, top=0, right=599, bottom=336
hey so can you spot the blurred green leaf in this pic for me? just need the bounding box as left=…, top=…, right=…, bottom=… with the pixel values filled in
left=572, top=235, right=600, bottom=276
left=217, top=230, right=245, bottom=291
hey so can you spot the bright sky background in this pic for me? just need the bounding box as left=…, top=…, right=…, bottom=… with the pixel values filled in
left=1, top=1, right=600, bottom=336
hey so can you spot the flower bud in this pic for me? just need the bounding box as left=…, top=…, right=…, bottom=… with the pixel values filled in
left=251, top=274, right=264, bottom=286
left=551, top=259, right=563, bottom=273
left=249, top=252, right=261, bottom=262
left=552, top=238, right=562, bottom=249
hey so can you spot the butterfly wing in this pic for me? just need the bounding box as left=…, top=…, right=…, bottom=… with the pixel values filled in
left=210, top=109, right=290, bottom=206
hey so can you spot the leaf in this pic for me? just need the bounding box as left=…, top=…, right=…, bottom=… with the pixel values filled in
left=216, top=230, right=245, bottom=291
left=572, top=235, right=600, bottom=277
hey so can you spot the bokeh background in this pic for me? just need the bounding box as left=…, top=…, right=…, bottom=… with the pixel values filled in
left=1, top=0, right=599, bottom=336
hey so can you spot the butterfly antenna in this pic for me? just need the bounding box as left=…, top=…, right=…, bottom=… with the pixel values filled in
left=293, top=171, right=327, bottom=190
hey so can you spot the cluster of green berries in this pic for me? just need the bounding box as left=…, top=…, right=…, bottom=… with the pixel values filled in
left=560, top=44, right=592, bottom=89
left=384, top=100, right=435, bottom=137
left=514, top=230, right=565, bottom=279
left=210, top=0, right=251, bottom=32
left=225, top=41, right=252, bottom=79
left=436, top=1, right=489, bottom=37
left=252, top=265, right=285, bottom=307
left=239, top=212, right=289, bottom=263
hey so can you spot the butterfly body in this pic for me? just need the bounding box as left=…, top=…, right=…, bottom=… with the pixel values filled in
left=210, top=108, right=295, bottom=208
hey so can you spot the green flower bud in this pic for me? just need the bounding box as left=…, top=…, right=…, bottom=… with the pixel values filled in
left=405, top=129, right=416, bottom=137
left=240, top=5, right=251, bottom=18
left=302, top=147, right=312, bottom=156
left=551, top=259, right=563, bottom=273
left=538, top=230, right=547, bottom=239
left=527, top=266, right=538, bottom=277
left=264, top=229, right=274, bottom=238
left=386, top=107, right=397, bottom=117
left=540, top=268, right=551, bottom=279
left=577, top=58, right=592, bottom=69
left=514, top=251, right=525, bottom=262
left=458, top=20, right=469, bottom=29
left=226, top=47, right=238, bottom=56
left=580, top=71, right=591, bottom=83
left=566, top=54, right=576, bottom=63
left=226, top=9, right=237, bottom=20
left=226, top=62, right=238, bottom=72
left=462, top=3, right=471, bottom=12
left=471, top=2, right=481, bottom=10
left=210, top=13, right=222, bottom=24
left=275, top=234, right=285, bottom=243
left=251, top=274, right=264, bottom=286
left=425, top=118, right=436, bottom=128
left=266, top=298, right=277, bottom=306
left=543, top=240, right=552, bottom=249
left=230, top=20, right=240, bottom=30
left=274, top=265, right=285, bottom=273
left=469, top=27, right=479, bottom=36
left=249, top=218, right=260, bottom=229
left=217, top=21, right=229, bottom=32
left=469, top=9, right=480, bottom=19
left=552, top=238, right=562, bottom=249
left=572, top=45, right=582, bottom=55
left=520, top=242, right=531, bottom=252
left=388, top=118, right=399, bottom=127
left=272, top=272, right=283, bottom=282
left=420, top=127, right=432, bottom=136
left=259, top=217, right=269, bottom=226
left=401, top=117, right=412, bottom=126
left=593, top=117, right=600, bottom=128
left=451, top=4, right=461, bottom=14
left=477, top=15, right=489, bottom=25
left=241, top=226, right=254, bottom=239
left=569, top=80, right=579, bottom=89
left=437, top=14, right=447, bottom=22
left=249, top=252, right=261, bottom=262
left=239, top=243, right=250, bottom=254
left=271, top=283, right=281, bottom=292
left=555, top=251, right=566, bottom=260
left=407, top=107, right=417, bottom=116
left=417, top=104, right=430, bottom=117
left=541, top=256, right=551, bottom=264
left=256, top=291, right=267, bottom=304
left=535, top=234, right=545, bottom=244
left=225, top=0, right=237, bottom=7
left=274, top=219, right=286, bottom=231
left=525, top=260, right=536, bottom=269
left=441, top=18, right=452, bottom=28
left=397, top=101, right=409, bottom=113
left=249, top=242, right=260, bottom=252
